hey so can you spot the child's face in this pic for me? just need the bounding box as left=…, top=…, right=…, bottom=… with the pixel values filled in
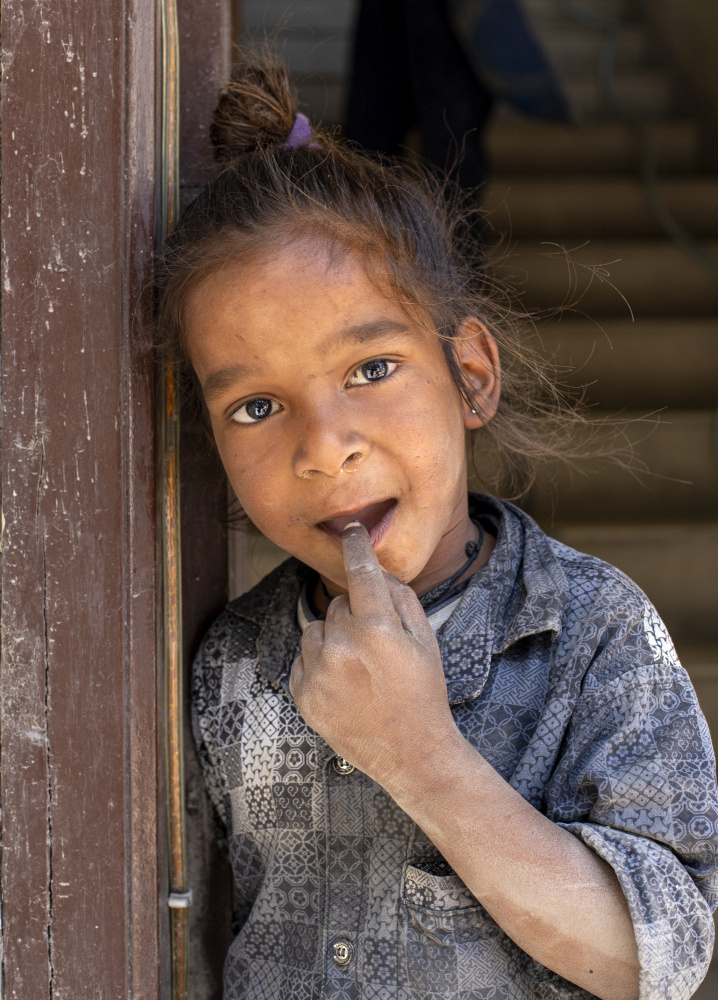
left=185, top=242, right=497, bottom=592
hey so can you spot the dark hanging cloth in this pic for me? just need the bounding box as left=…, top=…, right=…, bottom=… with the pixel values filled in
left=447, top=0, right=570, bottom=120
left=345, top=0, right=569, bottom=191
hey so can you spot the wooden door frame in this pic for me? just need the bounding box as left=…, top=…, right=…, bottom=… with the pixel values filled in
left=177, top=2, right=235, bottom=995
left=1, top=1, right=233, bottom=996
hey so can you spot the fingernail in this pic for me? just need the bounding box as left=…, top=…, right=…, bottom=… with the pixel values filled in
left=343, top=520, right=362, bottom=530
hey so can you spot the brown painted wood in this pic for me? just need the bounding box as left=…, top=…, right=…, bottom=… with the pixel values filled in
left=176, top=1, right=235, bottom=996
left=1, top=1, right=160, bottom=997
left=179, top=0, right=232, bottom=190
left=127, top=1, right=165, bottom=993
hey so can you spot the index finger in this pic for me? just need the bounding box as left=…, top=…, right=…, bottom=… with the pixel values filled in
left=341, top=522, right=396, bottom=621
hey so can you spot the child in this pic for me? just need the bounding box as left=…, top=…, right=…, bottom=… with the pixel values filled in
left=158, top=56, right=718, bottom=1000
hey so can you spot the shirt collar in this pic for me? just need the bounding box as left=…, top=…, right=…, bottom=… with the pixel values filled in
left=231, top=494, right=568, bottom=702
left=438, top=494, right=568, bottom=704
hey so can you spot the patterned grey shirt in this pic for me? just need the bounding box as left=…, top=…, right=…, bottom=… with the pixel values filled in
left=192, top=496, right=718, bottom=1000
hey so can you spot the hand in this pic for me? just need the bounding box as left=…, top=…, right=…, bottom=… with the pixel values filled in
left=291, top=528, right=641, bottom=1000
left=290, top=522, right=462, bottom=790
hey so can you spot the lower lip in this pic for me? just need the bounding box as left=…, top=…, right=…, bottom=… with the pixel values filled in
left=318, top=500, right=398, bottom=548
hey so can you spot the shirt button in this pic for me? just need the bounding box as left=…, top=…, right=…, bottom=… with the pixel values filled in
left=331, top=939, right=354, bottom=967
left=332, top=756, right=355, bottom=775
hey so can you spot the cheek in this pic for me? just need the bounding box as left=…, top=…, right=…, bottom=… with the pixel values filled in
left=215, top=428, right=290, bottom=523
left=387, top=374, right=466, bottom=464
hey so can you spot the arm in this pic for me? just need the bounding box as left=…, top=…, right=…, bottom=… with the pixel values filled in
left=384, top=728, right=639, bottom=1000
left=291, top=523, right=639, bottom=1000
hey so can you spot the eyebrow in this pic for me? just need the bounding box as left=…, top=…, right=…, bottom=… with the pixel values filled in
left=318, top=318, right=413, bottom=354
left=202, top=362, right=264, bottom=403
left=201, top=319, right=413, bottom=402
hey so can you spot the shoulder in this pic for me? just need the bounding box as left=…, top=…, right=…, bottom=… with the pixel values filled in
left=546, top=534, right=657, bottom=636
left=497, top=496, right=655, bottom=636
left=192, top=556, right=307, bottom=705
left=547, top=535, right=650, bottom=617
left=546, top=536, right=685, bottom=699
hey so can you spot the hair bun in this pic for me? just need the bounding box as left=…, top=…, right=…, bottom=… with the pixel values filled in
left=210, top=54, right=299, bottom=162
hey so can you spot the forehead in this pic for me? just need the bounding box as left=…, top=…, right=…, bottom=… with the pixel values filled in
left=189, top=242, right=382, bottom=318
left=184, top=240, right=428, bottom=371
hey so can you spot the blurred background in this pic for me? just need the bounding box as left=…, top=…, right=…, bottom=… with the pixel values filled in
left=220, top=1, right=718, bottom=995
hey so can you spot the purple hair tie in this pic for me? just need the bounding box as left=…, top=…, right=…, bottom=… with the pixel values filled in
left=283, top=112, right=313, bottom=148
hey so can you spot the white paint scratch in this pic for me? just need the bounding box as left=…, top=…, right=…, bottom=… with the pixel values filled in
left=83, top=390, right=91, bottom=441
left=2, top=240, right=12, bottom=293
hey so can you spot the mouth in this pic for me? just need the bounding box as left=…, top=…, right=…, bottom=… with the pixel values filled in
left=317, top=498, right=398, bottom=545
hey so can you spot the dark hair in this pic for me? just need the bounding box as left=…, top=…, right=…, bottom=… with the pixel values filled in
left=156, top=52, right=593, bottom=498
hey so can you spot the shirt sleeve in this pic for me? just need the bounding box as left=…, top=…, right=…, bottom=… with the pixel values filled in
left=547, top=600, right=718, bottom=1000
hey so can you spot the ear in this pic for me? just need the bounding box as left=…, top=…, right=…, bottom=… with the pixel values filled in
left=455, top=318, right=501, bottom=429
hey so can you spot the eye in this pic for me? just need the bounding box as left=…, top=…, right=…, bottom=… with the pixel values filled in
left=347, top=359, right=397, bottom=387
left=230, top=397, right=281, bottom=424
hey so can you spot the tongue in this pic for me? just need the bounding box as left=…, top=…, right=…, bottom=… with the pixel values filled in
left=321, top=499, right=395, bottom=536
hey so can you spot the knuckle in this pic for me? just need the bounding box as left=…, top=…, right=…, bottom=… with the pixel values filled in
left=329, top=593, right=350, bottom=614
left=350, top=561, right=381, bottom=581
left=301, top=621, right=324, bottom=649
left=324, top=634, right=351, bottom=660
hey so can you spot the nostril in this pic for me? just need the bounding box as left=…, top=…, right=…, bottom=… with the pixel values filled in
left=342, top=451, right=364, bottom=473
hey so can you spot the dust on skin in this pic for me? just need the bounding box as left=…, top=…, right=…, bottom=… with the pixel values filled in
left=184, top=238, right=500, bottom=595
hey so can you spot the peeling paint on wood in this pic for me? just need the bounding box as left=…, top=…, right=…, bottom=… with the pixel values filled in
left=1, top=1, right=159, bottom=997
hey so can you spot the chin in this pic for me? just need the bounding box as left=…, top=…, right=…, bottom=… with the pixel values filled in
left=371, top=544, right=427, bottom=586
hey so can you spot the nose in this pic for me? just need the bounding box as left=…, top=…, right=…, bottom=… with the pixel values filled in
left=292, top=405, right=370, bottom=480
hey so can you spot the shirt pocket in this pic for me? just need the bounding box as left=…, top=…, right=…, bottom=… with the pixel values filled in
left=400, top=860, right=502, bottom=995
left=402, top=861, right=480, bottom=913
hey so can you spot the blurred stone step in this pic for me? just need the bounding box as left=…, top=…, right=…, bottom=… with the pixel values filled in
left=536, top=317, right=718, bottom=409
left=525, top=410, right=718, bottom=523
left=680, top=645, right=718, bottom=677
left=496, top=71, right=675, bottom=121
left=494, top=239, right=718, bottom=316
left=546, top=521, right=718, bottom=644
left=484, top=177, right=718, bottom=238
left=694, top=964, right=718, bottom=999
left=486, top=121, right=701, bottom=174
left=533, top=24, right=649, bottom=72
left=566, top=71, right=676, bottom=119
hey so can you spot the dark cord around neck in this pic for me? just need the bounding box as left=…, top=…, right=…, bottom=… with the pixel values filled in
left=418, top=522, right=484, bottom=611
